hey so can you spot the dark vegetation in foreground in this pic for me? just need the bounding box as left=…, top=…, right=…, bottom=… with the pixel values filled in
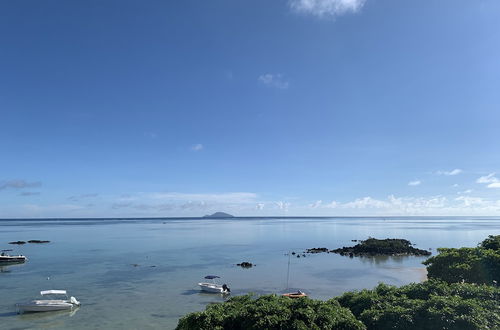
left=177, top=235, right=500, bottom=330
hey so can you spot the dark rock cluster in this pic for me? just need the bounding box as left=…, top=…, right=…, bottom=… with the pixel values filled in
left=331, top=238, right=432, bottom=257
left=9, top=240, right=51, bottom=245
left=303, top=238, right=432, bottom=257
left=8, top=241, right=26, bottom=245
left=237, top=262, right=254, bottom=268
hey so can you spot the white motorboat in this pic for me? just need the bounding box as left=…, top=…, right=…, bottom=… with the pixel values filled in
left=17, top=290, right=80, bottom=313
left=198, top=275, right=230, bottom=294
left=0, top=250, right=27, bottom=264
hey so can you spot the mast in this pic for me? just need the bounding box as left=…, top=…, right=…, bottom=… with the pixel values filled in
left=286, top=251, right=291, bottom=289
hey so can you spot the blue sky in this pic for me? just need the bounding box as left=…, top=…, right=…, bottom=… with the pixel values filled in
left=1, top=0, right=500, bottom=217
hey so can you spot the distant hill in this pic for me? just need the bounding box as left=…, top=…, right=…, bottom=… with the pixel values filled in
left=203, top=212, right=234, bottom=218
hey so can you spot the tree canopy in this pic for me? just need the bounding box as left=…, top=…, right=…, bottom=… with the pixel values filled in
left=423, top=235, right=500, bottom=285
left=176, top=294, right=365, bottom=330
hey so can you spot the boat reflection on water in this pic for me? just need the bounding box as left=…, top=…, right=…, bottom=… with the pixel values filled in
left=0, top=261, right=26, bottom=273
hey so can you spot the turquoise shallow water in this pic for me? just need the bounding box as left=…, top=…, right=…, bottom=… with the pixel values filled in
left=0, top=217, right=499, bottom=329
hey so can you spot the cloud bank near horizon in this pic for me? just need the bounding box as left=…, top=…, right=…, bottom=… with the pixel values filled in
left=3, top=190, right=500, bottom=218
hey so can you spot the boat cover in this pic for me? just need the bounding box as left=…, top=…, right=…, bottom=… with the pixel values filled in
left=41, top=290, right=67, bottom=295
left=204, top=275, right=220, bottom=279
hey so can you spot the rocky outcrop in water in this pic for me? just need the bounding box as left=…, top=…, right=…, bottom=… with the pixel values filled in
left=8, top=241, right=26, bottom=245
left=306, top=248, right=329, bottom=254
left=331, top=238, right=431, bottom=257
left=304, top=238, right=431, bottom=257
left=237, top=262, right=253, bottom=268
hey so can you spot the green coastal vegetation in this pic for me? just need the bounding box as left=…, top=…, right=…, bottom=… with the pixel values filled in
left=424, top=235, right=500, bottom=285
left=177, top=236, right=500, bottom=330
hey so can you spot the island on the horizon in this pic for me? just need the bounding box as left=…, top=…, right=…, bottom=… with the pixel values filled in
left=202, top=212, right=234, bottom=218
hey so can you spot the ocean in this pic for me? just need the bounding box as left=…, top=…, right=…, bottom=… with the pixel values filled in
left=0, top=216, right=499, bottom=329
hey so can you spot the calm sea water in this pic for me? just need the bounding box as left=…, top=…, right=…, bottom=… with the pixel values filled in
left=0, top=217, right=499, bottom=329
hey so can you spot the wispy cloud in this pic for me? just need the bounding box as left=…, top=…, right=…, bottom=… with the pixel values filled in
left=476, top=173, right=500, bottom=188
left=457, top=189, right=473, bottom=195
left=191, top=144, right=203, bottom=151
left=309, top=200, right=323, bottom=208
left=111, top=192, right=262, bottom=215
left=476, top=173, right=498, bottom=184
left=256, top=203, right=265, bottom=210
left=258, top=74, right=289, bottom=89
left=302, top=193, right=500, bottom=215
left=408, top=180, right=421, bottom=186
left=289, top=0, right=366, bottom=18
left=68, top=194, right=99, bottom=202
left=0, top=179, right=41, bottom=191
left=275, top=201, right=291, bottom=211
left=151, top=192, right=258, bottom=203
left=343, top=197, right=392, bottom=209
left=320, top=195, right=447, bottom=212
left=436, top=169, right=462, bottom=176
left=455, top=196, right=487, bottom=207
left=19, top=191, right=41, bottom=196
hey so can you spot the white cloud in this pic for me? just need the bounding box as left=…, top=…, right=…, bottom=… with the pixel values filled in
left=476, top=173, right=500, bottom=188
left=437, top=169, right=463, bottom=176
left=309, top=200, right=323, bottom=208
left=151, top=192, right=258, bottom=203
left=316, top=195, right=448, bottom=213
left=275, top=201, right=291, bottom=211
left=408, top=180, right=421, bottom=186
left=477, top=173, right=498, bottom=183
left=457, top=189, right=473, bottom=195
left=452, top=184, right=459, bottom=187
left=258, top=74, right=289, bottom=89
left=343, top=197, right=391, bottom=209
left=256, top=203, right=265, bottom=210
left=191, top=144, right=203, bottom=151
left=289, top=0, right=366, bottom=18
left=455, top=196, right=486, bottom=207
left=325, top=201, right=338, bottom=208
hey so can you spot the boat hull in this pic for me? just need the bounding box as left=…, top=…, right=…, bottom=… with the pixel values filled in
left=18, top=303, right=74, bottom=313
left=282, top=292, right=307, bottom=298
left=198, top=283, right=226, bottom=293
left=0, top=257, right=26, bottom=263
left=17, top=298, right=79, bottom=313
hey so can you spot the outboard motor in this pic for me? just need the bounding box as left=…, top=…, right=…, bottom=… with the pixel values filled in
left=222, top=284, right=230, bottom=293
left=70, top=296, right=81, bottom=306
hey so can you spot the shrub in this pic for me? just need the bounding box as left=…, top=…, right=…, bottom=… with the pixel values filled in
left=336, top=280, right=500, bottom=330
left=176, top=294, right=366, bottom=330
left=423, top=236, right=500, bottom=285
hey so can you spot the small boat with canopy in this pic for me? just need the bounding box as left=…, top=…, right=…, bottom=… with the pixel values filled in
left=198, top=275, right=230, bottom=294
left=0, top=250, right=27, bottom=264
left=17, top=290, right=80, bottom=313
